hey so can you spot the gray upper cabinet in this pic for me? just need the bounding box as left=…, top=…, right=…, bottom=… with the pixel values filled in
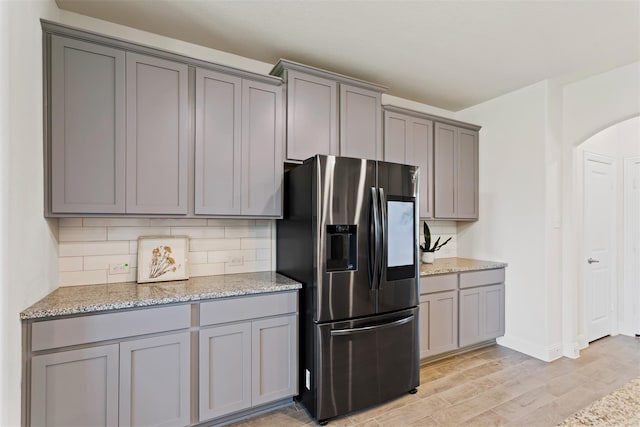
left=126, top=53, right=189, bottom=215
left=284, top=70, right=338, bottom=162
left=50, top=36, right=126, bottom=214
left=434, top=122, right=479, bottom=220
left=195, top=70, right=283, bottom=217
left=383, top=108, right=434, bottom=218
left=241, top=80, right=283, bottom=216
left=340, top=84, right=383, bottom=160
left=195, top=69, right=242, bottom=215
left=271, top=59, right=385, bottom=162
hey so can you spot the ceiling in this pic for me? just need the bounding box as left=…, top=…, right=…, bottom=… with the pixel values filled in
left=55, top=0, right=640, bottom=111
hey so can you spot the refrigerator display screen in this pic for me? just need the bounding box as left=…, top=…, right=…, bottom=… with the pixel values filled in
left=386, top=200, right=415, bottom=267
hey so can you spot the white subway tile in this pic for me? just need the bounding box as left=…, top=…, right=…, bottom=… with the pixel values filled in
left=256, top=249, right=271, bottom=260
left=59, top=218, right=83, bottom=227
left=129, top=240, right=138, bottom=254
left=224, top=260, right=271, bottom=275
left=59, top=227, right=107, bottom=242
left=189, top=238, right=241, bottom=252
left=240, top=238, right=271, bottom=249
left=188, top=251, right=208, bottom=265
left=59, top=270, right=108, bottom=286
left=189, top=263, right=225, bottom=277
left=255, top=219, right=274, bottom=228
left=107, top=267, right=137, bottom=284
left=59, top=241, right=130, bottom=257
left=207, top=219, right=255, bottom=227
left=83, top=218, right=150, bottom=227
left=225, top=225, right=270, bottom=238
left=107, top=227, right=171, bottom=241
left=59, top=257, right=83, bottom=272
left=207, top=249, right=256, bottom=264
left=171, top=227, right=224, bottom=239
left=149, top=218, right=208, bottom=227
left=83, top=254, right=138, bottom=271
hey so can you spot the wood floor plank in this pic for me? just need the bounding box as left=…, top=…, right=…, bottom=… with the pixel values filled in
left=230, top=335, right=640, bottom=427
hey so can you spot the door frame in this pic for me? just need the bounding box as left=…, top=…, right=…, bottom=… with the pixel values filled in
left=582, top=151, right=617, bottom=343
left=624, top=156, right=640, bottom=335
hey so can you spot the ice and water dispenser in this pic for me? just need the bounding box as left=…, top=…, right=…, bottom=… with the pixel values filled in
left=325, top=225, right=357, bottom=272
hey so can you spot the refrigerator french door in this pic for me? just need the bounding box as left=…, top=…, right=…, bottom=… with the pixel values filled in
left=277, top=155, right=420, bottom=423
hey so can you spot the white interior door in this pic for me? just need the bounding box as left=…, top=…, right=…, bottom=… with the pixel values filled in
left=584, top=152, right=616, bottom=342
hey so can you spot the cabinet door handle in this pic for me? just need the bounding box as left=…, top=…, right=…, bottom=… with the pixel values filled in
left=587, top=257, right=600, bottom=264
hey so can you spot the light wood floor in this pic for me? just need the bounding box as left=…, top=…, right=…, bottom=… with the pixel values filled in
left=230, top=335, right=640, bottom=426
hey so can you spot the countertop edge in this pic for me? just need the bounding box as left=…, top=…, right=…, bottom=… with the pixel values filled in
left=419, top=258, right=508, bottom=277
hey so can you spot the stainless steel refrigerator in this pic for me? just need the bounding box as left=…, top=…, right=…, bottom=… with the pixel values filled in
left=277, top=155, right=420, bottom=424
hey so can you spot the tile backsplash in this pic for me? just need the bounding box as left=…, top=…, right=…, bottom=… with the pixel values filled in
left=57, top=218, right=274, bottom=286
left=57, top=218, right=457, bottom=287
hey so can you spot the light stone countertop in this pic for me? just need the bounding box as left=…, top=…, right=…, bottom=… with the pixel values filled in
left=420, top=257, right=507, bottom=276
left=21, top=271, right=301, bottom=320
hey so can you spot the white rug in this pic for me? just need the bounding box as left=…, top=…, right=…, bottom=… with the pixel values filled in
left=558, top=377, right=640, bottom=426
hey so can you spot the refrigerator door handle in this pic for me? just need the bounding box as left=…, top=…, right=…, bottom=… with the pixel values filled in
left=369, top=187, right=380, bottom=290
left=378, top=187, right=386, bottom=288
left=329, top=315, right=414, bottom=336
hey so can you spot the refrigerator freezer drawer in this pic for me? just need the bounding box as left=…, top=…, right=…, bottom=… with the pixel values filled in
left=313, top=307, right=419, bottom=421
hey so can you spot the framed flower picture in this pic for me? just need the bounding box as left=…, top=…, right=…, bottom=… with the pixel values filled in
left=137, top=236, right=189, bottom=283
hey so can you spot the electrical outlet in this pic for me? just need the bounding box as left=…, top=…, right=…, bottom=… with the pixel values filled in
left=109, top=263, right=130, bottom=274
left=229, top=256, right=244, bottom=267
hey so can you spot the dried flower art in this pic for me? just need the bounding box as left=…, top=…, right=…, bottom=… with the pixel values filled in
left=148, top=245, right=182, bottom=279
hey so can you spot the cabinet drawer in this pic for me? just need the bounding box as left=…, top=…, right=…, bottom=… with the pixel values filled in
left=459, top=268, right=505, bottom=289
left=31, top=304, right=191, bottom=352
left=200, top=291, right=297, bottom=326
left=420, top=274, right=457, bottom=294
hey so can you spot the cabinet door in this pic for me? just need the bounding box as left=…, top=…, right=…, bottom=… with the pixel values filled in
left=419, top=291, right=458, bottom=359
left=410, top=118, right=434, bottom=219
left=434, top=123, right=457, bottom=219
left=457, top=129, right=479, bottom=219
left=119, top=332, right=190, bottom=427
left=285, top=70, right=338, bottom=161
left=31, top=344, right=119, bottom=426
left=195, top=68, right=242, bottom=215
left=340, top=84, right=382, bottom=160
left=199, top=322, right=252, bottom=420
left=383, top=111, right=409, bottom=164
left=241, top=80, right=283, bottom=216
left=50, top=36, right=126, bottom=214
left=458, top=287, right=483, bottom=347
left=251, top=314, right=298, bottom=406
left=482, top=283, right=505, bottom=340
left=126, top=53, right=188, bottom=214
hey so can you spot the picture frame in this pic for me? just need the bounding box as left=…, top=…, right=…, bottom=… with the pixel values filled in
left=137, top=236, right=189, bottom=284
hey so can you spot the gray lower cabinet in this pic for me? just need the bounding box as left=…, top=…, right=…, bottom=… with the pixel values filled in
left=126, top=53, right=189, bottom=214
left=199, top=322, right=252, bottom=419
left=198, top=292, right=298, bottom=422
left=340, top=84, right=383, bottom=161
left=434, top=123, right=479, bottom=220
left=119, top=332, right=191, bottom=427
left=459, top=283, right=505, bottom=347
left=419, top=290, right=458, bottom=359
left=419, top=268, right=505, bottom=360
left=195, top=68, right=283, bottom=217
left=30, top=344, right=119, bottom=426
left=383, top=108, right=434, bottom=218
left=49, top=35, right=126, bottom=214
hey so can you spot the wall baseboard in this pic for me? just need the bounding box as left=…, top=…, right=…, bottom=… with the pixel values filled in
left=497, top=335, right=563, bottom=362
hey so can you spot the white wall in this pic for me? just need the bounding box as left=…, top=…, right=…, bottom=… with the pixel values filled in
left=455, top=82, right=554, bottom=360
left=2, top=1, right=61, bottom=425
left=561, top=62, right=640, bottom=353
